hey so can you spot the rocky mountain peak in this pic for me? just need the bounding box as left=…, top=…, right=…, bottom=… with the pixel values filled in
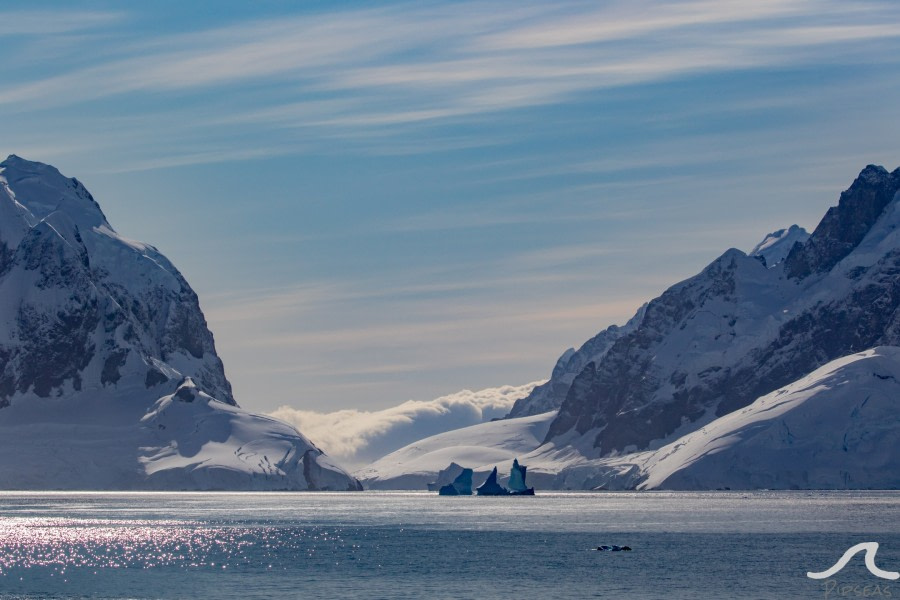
left=749, top=224, right=809, bottom=268
left=0, top=156, right=361, bottom=490
left=784, top=164, right=900, bottom=279
left=541, top=163, right=900, bottom=458
left=0, top=155, right=235, bottom=408
left=0, top=155, right=109, bottom=231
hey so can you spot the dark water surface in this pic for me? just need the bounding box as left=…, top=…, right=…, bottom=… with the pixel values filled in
left=0, top=491, right=897, bottom=599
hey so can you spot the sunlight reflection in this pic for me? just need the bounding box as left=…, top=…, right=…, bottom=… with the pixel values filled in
left=0, top=518, right=348, bottom=573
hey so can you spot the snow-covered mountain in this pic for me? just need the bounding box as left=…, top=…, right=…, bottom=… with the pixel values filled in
left=507, top=307, right=645, bottom=418
left=543, top=347, right=900, bottom=490
left=0, top=155, right=360, bottom=490
left=362, top=164, right=900, bottom=490
left=748, top=224, right=809, bottom=267
left=506, top=225, right=809, bottom=420
left=544, top=164, right=900, bottom=459
left=361, top=347, right=900, bottom=491
left=632, top=347, right=900, bottom=490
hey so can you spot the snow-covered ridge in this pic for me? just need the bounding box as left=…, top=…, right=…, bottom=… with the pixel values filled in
left=543, top=164, right=900, bottom=458
left=0, top=155, right=359, bottom=490
left=548, top=347, right=900, bottom=490
left=633, top=346, right=900, bottom=490
left=506, top=222, right=809, bottom=421
left=363, top=164, right=900, bottom=491
left=749, top=224, right=809, bottom=267
left=362, top=347, right=900, bottom=491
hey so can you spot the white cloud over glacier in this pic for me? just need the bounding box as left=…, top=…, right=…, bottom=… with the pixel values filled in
left=268, top=381, right=543, bottom=470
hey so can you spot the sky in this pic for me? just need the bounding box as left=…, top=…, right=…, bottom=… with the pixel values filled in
left=2, top=0, right=900, bottom=418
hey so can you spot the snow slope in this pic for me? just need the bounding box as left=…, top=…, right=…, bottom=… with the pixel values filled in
left=545, top=165, right=900, bottom=459
left=540, top=347, right=900, bottom=490
left=270, top=381, right=541, bottom=470
left=749, top=224, right=809, bottom=267
left=355, top=411, right=557, bottom=490
left=634, top=347, right=900, bottom=490
left=0, top=155, right=359, bottom=490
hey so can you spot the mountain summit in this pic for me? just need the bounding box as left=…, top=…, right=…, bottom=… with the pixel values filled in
left=363, top=164, right=900, bottom=490
left=0, top=156, right=360, bottom=490
left=0, top=154, right=234, bottom=407
left=538, top=164, right=900, bottom=459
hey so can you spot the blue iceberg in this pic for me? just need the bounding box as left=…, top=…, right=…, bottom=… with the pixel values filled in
left=427, top=462, right=465, bottom=492
left=475, top=459, right=536, bottom=496
left=475, top=467, right=508, bottom=496
left=438, top=467, right=473, bottom=495
left=507, top=458, right=534, bottom=495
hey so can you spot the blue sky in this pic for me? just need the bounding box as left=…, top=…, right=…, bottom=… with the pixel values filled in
left=2, top=1, right=900, bottom=414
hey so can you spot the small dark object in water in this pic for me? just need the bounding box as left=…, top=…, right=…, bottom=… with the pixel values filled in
left=595, top=545, right=632, bottom=552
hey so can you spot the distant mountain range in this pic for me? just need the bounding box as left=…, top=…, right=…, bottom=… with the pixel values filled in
left=361, top=164, right=900, bottom=490
left=0, top=155, right=360, bottom=490
left=4, top=154, right=896, bottom=491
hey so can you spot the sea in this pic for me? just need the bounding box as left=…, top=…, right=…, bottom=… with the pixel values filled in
left=0, top=491, right=897, bottom=599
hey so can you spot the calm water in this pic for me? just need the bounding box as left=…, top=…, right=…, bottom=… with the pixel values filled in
left=0, top=491, right=897, bottom=599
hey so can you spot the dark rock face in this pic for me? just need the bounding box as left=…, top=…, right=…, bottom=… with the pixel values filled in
left=101, top=350, right=129, bottom=386
left=0, top=155, right=235, bottom=408
left=508, top=308, right=645, bottom=418
left=544, top=165, right=900, bottom=456
left=0, top=242, right=13, bottom=278
left=145, top=369, right=169, bottom=388
left=715, top=249, right=900, bottom=416
left=16, top=301, right=99, bottom=398
left=546, top=250, right=755, bottom=450
left=163, top=293, right=213, bottom=360
left=0, top=223, right=100, bottom=401
left=785, top=166, right=900, bottom=279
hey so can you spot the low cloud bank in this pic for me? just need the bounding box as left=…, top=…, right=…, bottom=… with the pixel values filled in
left=268, top=381, right=542, bottom=470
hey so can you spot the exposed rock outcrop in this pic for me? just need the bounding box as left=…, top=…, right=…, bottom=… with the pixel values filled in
left=0, top=155, right=360, bottom=490
left=544, top=165, right=900, bottom=457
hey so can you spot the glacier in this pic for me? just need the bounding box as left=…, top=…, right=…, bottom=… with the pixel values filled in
left=356, top=410, right=555, bottom=490
left=632, top=347, right=900, bottom=490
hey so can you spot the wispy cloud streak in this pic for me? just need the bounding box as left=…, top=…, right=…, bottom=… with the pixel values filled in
left=0, top=10, right=124, bottom=36
left=2, top=0, right=899, bottom=165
